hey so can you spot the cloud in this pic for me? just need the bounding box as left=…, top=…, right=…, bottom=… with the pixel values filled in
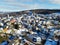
left=0, top=0, right=44, bottom=10
left=6, top=3, right=44, bottom=10
left=4, top=2, right=43, bottom=9
left=0, top=0, right=34, bottom=8
left=0, top=6, right=21, bottom=12
left=4, top=0, right=15, bottom=2
left=37, top=0, right=46, bottom=2
left=4, top=0, right=33, bottom=2
left=18, top=0, right=33, bottom=2
left=0, top=0, right=45, bottom=12
left=49, top=0, right=60, bottom=4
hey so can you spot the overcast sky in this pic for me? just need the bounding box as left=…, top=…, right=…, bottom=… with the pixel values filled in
left=0, top=0, right=60, bottom=12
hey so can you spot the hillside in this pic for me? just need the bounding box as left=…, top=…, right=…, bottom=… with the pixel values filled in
left=0, top=9, right=60, bottom=17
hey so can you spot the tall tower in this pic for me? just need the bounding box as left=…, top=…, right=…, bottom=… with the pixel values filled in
left=7, top=14, right=9, bottom=18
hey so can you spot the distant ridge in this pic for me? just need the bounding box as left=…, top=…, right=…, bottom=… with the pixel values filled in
left=0, top=9, right=60, bottom=17
left=14, top=9, right=60, bottom=15
left=20, top=9, right=60, bottom=14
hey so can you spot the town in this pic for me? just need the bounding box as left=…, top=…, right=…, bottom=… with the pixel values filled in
left=0, top=11, right=60, bottom=45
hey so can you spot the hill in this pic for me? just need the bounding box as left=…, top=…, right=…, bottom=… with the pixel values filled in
left=0, top=9, right=60, bottom=17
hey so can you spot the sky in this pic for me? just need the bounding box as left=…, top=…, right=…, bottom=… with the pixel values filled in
left=0, top=0, right=60, bottom=12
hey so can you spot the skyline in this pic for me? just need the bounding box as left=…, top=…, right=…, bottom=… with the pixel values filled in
left=0, top=0, right=60, bottom=12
